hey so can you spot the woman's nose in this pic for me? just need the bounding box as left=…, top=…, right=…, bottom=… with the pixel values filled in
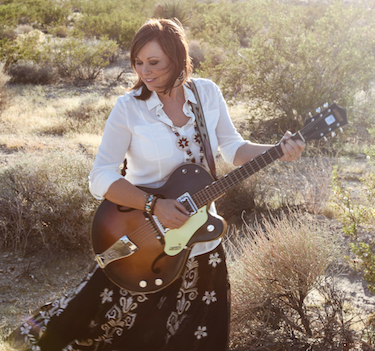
left=142, top=64, right=151, bottom=75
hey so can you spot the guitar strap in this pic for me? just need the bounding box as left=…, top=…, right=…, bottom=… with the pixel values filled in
left=188, top=80, right=218, bottom=180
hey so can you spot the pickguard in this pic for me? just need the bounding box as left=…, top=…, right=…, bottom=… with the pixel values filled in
left=164, top=206, right=208, bottom=256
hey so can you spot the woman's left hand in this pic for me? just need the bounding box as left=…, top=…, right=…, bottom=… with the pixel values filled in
left=279, top=131, right=305, bottom=162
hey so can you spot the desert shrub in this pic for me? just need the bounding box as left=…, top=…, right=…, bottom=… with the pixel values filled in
left=48, top=36, right=119, bottom=80
left=188, top=0, right=264, bottom=47
left=153, top=0, right=191, bottom=27
left=0, top=2, right=24, bottom=27
left=13, top=24, right=33, bottom=36
left=215, top=159, right=258, bottom=220
left=227, top=211, right=354, bottom=350
left=51, top=25, right=70, bottom=38
left=3, top=29, right=119, bottom=82
left=5, top=33, right=119, bottom=82
left=72, top=0, right=156, bottom=48
left=188, top=40, right=205, bottom=71
left=63, top=96, right=112, bottom=134
left=0, top=150, right=98, bottom=253
left=0, top=0, right=70, bottom=27
left=2, top=29, right=47, bottom=69
left=331, top=156, right=375, bottom=293
left=75, top=12, right=144, bottom=49
left=0, top=63, right=11, bottom=114
left=7, top=62, right=57, bottom=84
left=199, top=1, right=375, bottom=133
left=2, top=30, right=53, bottom=82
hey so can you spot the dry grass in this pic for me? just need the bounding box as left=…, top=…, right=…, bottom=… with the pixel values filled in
left=0, top=149, right=98, bottom=253
left=226, top=211, right=355, bottom=350
left=0, top=84, right=123, bottom=154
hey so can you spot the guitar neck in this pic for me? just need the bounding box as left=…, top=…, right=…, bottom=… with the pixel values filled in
left=192, top=142, right=286, bottom=208
left=189, top=101, right=348, bottom=210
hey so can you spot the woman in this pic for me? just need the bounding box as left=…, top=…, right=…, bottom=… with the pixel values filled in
left=13, top=18, right=304, bottom=351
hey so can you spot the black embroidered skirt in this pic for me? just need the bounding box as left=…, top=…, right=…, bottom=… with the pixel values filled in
left=12, top=244, right=230, bottom=351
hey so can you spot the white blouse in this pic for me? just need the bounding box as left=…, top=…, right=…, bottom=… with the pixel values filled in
left=89, top=78, right=248, bottom=256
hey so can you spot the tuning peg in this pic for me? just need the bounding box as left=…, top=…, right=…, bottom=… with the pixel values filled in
left=323, top=102, right=329, bottom=109
left=316, top=107, right=321, bottom=113
left=308, top=112, right=313, bottom=117
left=331, top=132, right=336, bottom=138
left=339, top=127, right=344, bottom=133
left=323, top=136, right=328, bottom=141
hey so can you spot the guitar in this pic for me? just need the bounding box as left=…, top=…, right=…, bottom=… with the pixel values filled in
left=91, top=103, right=347, bottom=293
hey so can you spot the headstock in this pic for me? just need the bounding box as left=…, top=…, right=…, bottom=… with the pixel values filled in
left=299, top=103, right=347, bottom=142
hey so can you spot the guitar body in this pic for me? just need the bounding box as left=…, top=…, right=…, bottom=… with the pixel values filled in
left=91, top=163, right=227, bottom=294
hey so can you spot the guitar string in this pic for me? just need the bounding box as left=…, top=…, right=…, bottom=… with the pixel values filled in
left=192, top=111, right=338, bottom=207
left=114, top=219, right=162, bottom=248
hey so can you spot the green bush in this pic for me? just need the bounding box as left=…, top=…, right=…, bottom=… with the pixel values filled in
left=331, top=132, right=375, bottom=293
left=188, top=0, right=264, bottom=47
left=0, top=63, right=11, bottom=113
left=198, top=1, right=375, bottom=133
left=1, top=29, right=50, bottom=72
left=4, top=31, right=119, bottom=82
left=7, top=62, right=56, bottom=84
left=75, top=12, right=144, bottom=49
left=0, top=0, right=70, bottom=27
left=48, top=36, right=119, bottom=80
left=73, top=0, right=155, bottom=48
left=0, top=150, right=98, bottom=253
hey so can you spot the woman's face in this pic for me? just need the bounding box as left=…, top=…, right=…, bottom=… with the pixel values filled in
left=134, top=40, right=174, bottom=94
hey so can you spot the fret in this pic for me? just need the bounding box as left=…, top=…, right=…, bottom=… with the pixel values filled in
left=274, top=144, right=283, bottom=159
left=192, top=144, right=287, bottom=205
left=253, top=156, right=262, bottom=170
left=259, top=153, right=268, bottom=167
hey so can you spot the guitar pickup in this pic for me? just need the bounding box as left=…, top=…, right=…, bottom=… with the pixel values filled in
left=177, top=192, right=198, bottom=215
left=95, top=235, right=139, bottom=268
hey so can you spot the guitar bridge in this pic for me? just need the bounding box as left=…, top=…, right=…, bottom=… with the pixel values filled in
left=177, top=192, right=198, bottom=215
left=95, top=235, right=139, bottom=268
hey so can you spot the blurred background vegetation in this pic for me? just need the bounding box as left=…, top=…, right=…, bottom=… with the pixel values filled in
left=1, top=0, right=374, bottom=137
left=1, top=0, right=375, bottom=349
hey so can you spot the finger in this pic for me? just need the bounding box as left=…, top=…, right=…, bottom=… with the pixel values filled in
left=295, top=139, right=306, bottom=152
left=281, top=131, right=292, bottom=143
left=166, top=215, right=188, bottom=229
left=280, top=140, right=296, bottom=158
left=283, top=139, right=303, bottom=157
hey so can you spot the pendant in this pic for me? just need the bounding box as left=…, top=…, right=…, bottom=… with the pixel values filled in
left=176, top=135, right=191, bottom=151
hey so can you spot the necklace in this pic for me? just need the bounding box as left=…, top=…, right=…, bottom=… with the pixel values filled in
left=172, top=121, right=204, bottom=163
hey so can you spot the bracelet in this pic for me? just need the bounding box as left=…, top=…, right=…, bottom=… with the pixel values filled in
left=144, top=194, right=154, bottom=214
left=144, top=194, right=159, bottom=215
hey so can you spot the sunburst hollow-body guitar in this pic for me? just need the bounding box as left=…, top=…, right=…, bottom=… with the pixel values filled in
left=91, top=103, right=348, bottom=293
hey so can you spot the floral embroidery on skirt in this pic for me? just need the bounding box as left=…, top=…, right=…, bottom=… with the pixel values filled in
left=10, top=244, right=230, bottom=351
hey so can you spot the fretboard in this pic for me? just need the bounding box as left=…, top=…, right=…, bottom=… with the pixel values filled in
left=192, top=143, right=284, bottom=208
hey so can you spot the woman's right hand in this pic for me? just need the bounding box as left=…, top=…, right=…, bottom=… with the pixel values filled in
left=153, top=198, right=190, bottom=229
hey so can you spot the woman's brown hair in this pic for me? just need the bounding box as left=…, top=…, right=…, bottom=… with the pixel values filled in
left=130, top=18, right=193, bottom=100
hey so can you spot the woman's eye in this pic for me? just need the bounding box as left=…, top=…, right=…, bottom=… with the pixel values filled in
left=150, top=61, right=159, bottom=66
left=135, top=61, right=142, bottom=66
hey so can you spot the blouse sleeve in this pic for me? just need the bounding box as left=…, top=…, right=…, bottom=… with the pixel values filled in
left=210, top=82, right=248, bottom=165
left=88, top=96, right=131, bottom=200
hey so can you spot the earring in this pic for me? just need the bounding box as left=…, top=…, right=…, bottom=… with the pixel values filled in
left=178, top=69, right=186, bottom=81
